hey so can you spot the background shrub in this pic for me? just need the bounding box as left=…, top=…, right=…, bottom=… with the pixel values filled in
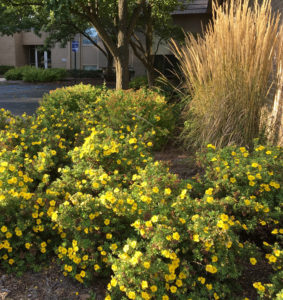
left=4, top=66, right=33, bottom=80
left=0, top=65, right=14, bottom=75
left=129, top=76, right=148, bottom=89
left=173, top=0, right=283, bottom=148
left=22, top=67, right=67, bottom=82
left=67, top=69, right=103, bottom=79
left=4, top=66, right=66, bottom=82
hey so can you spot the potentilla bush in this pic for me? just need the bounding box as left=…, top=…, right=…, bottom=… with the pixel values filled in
left=86, top=88, right=175, bottom=149
left=0, top=108, right=13, bottom=130
left=0, top=84, right=175, bottom=277
left=105, top=143, right=282, bottom=300
left=46, top=124, right=161, bottom=284
left=0, top=148, right=61, bottom=274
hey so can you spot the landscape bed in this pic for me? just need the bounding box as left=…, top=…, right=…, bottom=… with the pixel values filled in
left=0, top=84, right=282, bottom=300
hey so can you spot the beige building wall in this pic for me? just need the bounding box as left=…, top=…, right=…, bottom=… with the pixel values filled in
left=14, top=33, right=27, bottom=66
left=22, top=31, right=48, bottom=45
left=0, top=12, right=212, bottom=76
left=0, top=35, right=16, bottom=66
left=51, top=44, right=68, bottom=69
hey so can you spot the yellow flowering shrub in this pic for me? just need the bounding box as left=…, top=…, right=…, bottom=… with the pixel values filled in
left=0, top=89, right=282, bottom=299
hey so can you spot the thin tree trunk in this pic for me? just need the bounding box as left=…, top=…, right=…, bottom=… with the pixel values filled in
left=115, top=53, right=129, bottom=90
left=145, top=4, right=154, bottom=87
left=105, top=48, right=115, bottom=81
left=147, top=66, right=155, bottom=87
left=116, top=0, right=130, bottom=89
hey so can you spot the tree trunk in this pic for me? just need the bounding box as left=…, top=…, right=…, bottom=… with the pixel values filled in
left=145, top=5, right=154, bottom=87
left=116, top=0, right=130, bottom=90
left=115, top=53, right=129, bottom=90
left=147, top=65, right=155, bottom=87
left=104, top=48, right=115, bottom=81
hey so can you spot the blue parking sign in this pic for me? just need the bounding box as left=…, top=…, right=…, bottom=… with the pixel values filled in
left=72, top=41, right=79, bottom=52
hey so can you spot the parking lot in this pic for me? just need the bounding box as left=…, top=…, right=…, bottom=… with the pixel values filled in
left=0, top=81, right=65, bottom=115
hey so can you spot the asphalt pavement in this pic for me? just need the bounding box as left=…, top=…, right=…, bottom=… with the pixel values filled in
left=0, top=80, right=65, bottom=116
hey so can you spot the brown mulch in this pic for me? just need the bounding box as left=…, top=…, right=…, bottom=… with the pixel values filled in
left=0, top=263, right=106, bottom=300
left=154, top=146, right=199, bottom=179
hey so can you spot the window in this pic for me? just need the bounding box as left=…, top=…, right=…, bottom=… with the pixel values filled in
left=83, top=65, right=98, bottom=71
left=83, top=28, right=98, bottom=45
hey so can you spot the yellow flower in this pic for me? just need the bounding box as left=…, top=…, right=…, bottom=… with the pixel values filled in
left=144, top=261, right=151, bottom=269
left=172, top=232, right=180, bottom=241
left=253, top=282, right=265, bottom=292
left=49, top=200, right=56, bottom=206
left=193, top=234, right=199, bottom=242
left=205, top=264, right=217, bottom=273
left=104, top=219, right=110, bottom=226
left=226, top=241, right=232, bottom=248
left=111, top=278, right=117, bottom=287
left=205, top=188, right=213, bottom=195
left=250, top=257, right=257, bottom=265
left=187, top=183, right=193, bottom=189
left=94, top=264, right=100, bottom=271
left=106, top=233, right=112, bottom=239
left=212, top=256, right=218, bottom=262
left=206, top=284, right=213, bottom=290
left=164, top=188, right=171, bottom=195
left=162, top=296, right=169, bottom=300
left=170, top=286, right=177, bottom=293
left=5, top=232, right=12, bottom=239
left=151, top=215, right=158, bottom=223
left=129, top=138, right=137, bottom=144
left=207, top=196, right=214, bottom=203
left=207, top=144, right=216, bottom=149
left=268, top=255, right=277, bottom=263
left=128, top=291, right=136, bottom=299
left=141, top=292, right=150, bottom=300
left=1, top=226, right=7, bottom=233
left=80, top=271, right=86, bottom=278
left=179, top=272, right=187, bottom=279
left=176, top=279, right=183, bottom=287
left=150, top=285, right=158, bottom=292
left=152, top=186, right=159, bottom=193
left=198, top=277, right=206, bottom=284
left=141, top=280, right=148, bottom=290
left=230, top=177, right=236, bottom=183
left=220, top=214, right=229, bottom=222
left=25, top=243, right=31, bottom=249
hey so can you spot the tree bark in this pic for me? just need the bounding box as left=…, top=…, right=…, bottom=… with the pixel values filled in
left=145, top=5, right=155, bottom=87
left=116, top=0, right=130, bottom=89
left=115, top=54, right=129, bottom=90
left=147, top=66, right=155, bottom=87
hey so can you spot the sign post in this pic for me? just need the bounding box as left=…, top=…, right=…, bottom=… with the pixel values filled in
left=72, top=41, right=79, bottom=70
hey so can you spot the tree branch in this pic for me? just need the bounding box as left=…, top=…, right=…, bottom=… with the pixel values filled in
left=132, top=33, right=145, bottom=54
left=130, top=39, right=149, bottom=69
left=126, top=0, right=145, bottom=39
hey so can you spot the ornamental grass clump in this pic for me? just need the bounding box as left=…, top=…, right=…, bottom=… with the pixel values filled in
left=173, top=0, right=283, bottom=148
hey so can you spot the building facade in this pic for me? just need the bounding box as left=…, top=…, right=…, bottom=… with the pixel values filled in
left=0, top=0, right=281, bottom=77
